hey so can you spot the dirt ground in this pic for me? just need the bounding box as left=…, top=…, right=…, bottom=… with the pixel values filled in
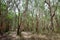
left=0, top=31, right=60, bottom=40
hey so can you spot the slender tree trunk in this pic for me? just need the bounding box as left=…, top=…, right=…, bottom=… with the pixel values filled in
left=0, top=0, right=3, bottom=35
left=17, top=9, right=21, bottom=35
left=5, top=3, right=9, bottom=32
left=45, top=0, right=54, bottom=32
left=14, top=0, right=21, bottom=36
left=22, top=0, right=29, bottom=31
left=47, top=0, right=54, bottom=31
left=31, top=10, right=34, bottom=32
left=36, top=14, right=39, bottom=33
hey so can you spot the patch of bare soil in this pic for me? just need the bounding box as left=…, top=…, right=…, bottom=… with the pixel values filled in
left=21, top=32, right=60, bottom=40
left=0, top=31, right=20, bottom=40
left=0, top=31, right=60, bottom=40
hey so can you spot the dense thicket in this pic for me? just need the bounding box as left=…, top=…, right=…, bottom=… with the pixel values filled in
left=0, top=0, right=60, bottom=36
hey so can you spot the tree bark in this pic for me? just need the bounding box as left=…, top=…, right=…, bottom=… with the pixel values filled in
left=22, top=0, right=29, bottom=31
left=45, top=0, right=54, bottom=31
left=36, top=14, right=39, bottom=33
left=15, top=0, right=21, bottom=35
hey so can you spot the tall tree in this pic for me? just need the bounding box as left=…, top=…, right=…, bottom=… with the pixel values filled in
left=15, top=0, right=21, bottom=35
left=22, top=0, right=29, bottom=31
left=45, top=0, right=55, bottom=32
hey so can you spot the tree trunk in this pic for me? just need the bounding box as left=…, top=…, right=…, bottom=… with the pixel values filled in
left=0, top=0, right=4, bottom=35
left=36, top=14, right=39, bottom=33
left=22, top=0, right=29, bottom=31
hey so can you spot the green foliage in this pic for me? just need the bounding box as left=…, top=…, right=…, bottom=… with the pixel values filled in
left=6, top=11, right=14, bottom=20
left=1, top=0, right=60, bottom=34
left=1, top=1, right=6, bottom=11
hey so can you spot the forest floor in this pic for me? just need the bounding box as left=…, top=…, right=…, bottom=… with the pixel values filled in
left=0, top=31, right=60, bottom=40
